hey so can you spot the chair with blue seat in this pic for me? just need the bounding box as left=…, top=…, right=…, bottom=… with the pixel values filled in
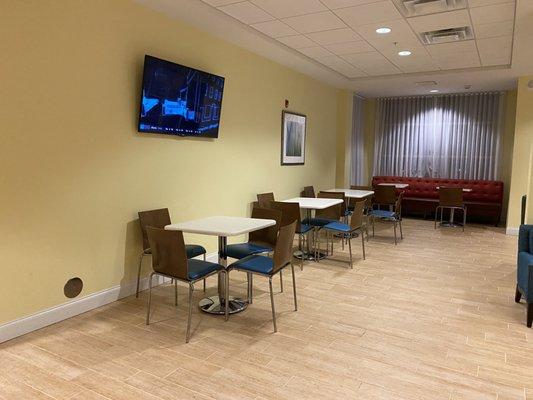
left=369, top=192, right=403, bottom=245
left=270, top=201, right=312, bottom=270
left=228, top=221, right=298, bottom=332
left=145, top=227, right=225, bottom=343
left=137, top=208, right=207, bottom=298
left=323, top=200, right=366, bottom=268
left=515, top=224, right=533, bottom=328
left=225, top=207, right=282, bottom=297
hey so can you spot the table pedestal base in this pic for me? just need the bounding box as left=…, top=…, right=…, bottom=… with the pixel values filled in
left=199, top=295, right=248, bottom=315
left=293, top=250, right=327, bottom=261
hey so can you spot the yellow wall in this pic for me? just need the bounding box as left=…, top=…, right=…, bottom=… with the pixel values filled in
left=0, top=0, right=340, bottom=324
left=507, top=77, right=533, bottom=229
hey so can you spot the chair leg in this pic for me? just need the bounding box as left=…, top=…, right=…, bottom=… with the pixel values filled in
left=136, top=252, right=145, bottom=298
left=300, top=234, right=304, bottom=271
left=528, top=303, right=533, bottom=328
left=186, top=283, right=194, bottom=343
left=291, top=263, right=298, bottom=311
left=372, top=216, right=375, bottom=237
left=247, top=272, right=253, bottom=304
left=203, top=253, right=207, bottom=292
left=434, top=207, right=438, bottom=229
left=463, top=207, right=467, bottom=232
left=399, top=219, right=403, bottom=239
left=268, top=277, right=277, bottom=333
left=146, top=272, right=154, bottom=325
left=361, top=230, right=366, bottom=260
left=174, top=279, right=178, bottom=306
left=224, top=271, right=229, bottom=322
left=515, top=285, right=521, bottom=303
left=348, top=237, right=353, bottom=269
left=280, top=270, right=283, bottom=293
left=393, top=222, right=397, bottom=245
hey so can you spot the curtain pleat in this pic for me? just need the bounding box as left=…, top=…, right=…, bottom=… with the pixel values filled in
left=372, top=92, right=504, bottom=180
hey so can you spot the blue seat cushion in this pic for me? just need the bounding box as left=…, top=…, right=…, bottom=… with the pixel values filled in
left=188, top=259, right=221, bottom=280
left=324, top=221, right=352, bottom=233
left=518, top=251, right=533, bottom=302
left=185, top=244, right=206, bottom=259
left=230, top=255, right=273, bottom=275
left=297, top=223, right=313, bottom=234
left=302, top=217, right=337, bottom=227
left=225, top=242, right=272, bottom=260
left=369, top=209, right=396, bottom=219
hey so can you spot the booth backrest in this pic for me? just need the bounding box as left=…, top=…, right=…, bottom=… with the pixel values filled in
left=371, top=176, right=503, bottom=204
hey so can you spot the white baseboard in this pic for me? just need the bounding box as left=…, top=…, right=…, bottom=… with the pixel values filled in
left=506, top=227, right=519, bottom=236
left=0, top=251, right=219, bottom=344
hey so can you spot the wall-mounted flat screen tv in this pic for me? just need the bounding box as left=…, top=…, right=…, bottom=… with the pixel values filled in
left=138, top=55, right=225, bottom=138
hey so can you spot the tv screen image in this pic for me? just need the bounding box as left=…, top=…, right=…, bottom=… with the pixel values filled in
left=138, top=55, right=225, bottom=138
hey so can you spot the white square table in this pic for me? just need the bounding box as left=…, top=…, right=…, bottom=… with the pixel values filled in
left=165, top=216, right=276, bottom=315
left=326, top=188, right=374, bottom=199
left=378, top=183, right=410, bottom=189
left=283, top=197, right=343, bottom=261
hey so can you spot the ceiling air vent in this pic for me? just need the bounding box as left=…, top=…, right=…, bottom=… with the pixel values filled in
left=393, top=0, right=467, bottom=17
left=419, top=26, right=473, bottom=45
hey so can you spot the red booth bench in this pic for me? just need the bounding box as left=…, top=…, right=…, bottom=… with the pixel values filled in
left=371, top=176, right=504, bottom=226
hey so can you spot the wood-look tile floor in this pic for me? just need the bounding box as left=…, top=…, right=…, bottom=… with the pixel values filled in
left=1, top=218, right=531, bottom=400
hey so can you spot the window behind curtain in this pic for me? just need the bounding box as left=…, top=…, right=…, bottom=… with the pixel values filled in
left=373, top=92, right=504, bottom=180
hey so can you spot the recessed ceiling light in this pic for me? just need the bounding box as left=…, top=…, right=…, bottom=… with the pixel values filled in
left=430, top=89, right=439, bottom=93
left=398, top=50, right=412, bottom=56
left=376, top=27, right=391, bottom=34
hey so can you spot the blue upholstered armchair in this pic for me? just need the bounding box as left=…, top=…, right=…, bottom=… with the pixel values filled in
left=515, top=225, right=533, bottom=328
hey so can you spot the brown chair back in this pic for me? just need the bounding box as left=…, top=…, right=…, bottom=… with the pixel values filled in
left=138, top=208, right=172, bottom=251
left=301, top=186, right=316, bottom=198
left=272, top=221, right=297, bottom=273
left=249, top=207, right=282, bottom=248
left=316, top=191, right=343, bottom=220
left=350, top=201, right=365, bottom=230
left=146, top=227, right=188, bottom=280
left=350, top=185, right=373, bottom=211
left=439, top=187, right=463, bottom=207
left=270, top=201, right=301, bottom=231
left=372, top=185, right=397, bottom=207
left=257, top=192, right=275, bottom=208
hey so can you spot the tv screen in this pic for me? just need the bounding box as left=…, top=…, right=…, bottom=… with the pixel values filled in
left=138, top=55, right=225, bottom=138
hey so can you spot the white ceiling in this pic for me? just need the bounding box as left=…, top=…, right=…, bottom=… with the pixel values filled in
left=134, top=0, right=533, bottom=96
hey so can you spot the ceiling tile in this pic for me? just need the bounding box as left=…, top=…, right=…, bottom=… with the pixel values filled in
left=479, top=53, right=512, bottom=66
left=320, top=56, right=367, bottom=77
left=250, top=20, right=298, bottom=37
left=356, top=19, right=422, bottom=52
left=250, top=0, right=327, bottom=18
left=277, top=34, right=317, bottom=49
left=342, top=51, right=401, bottom=75
left=282, top=11, right=346, bottom=33
left=398, top=62, right=440, bottom=73
left=474, top=21, right=514, bottom=39
left=218, top=2, right=275, bottom=24
left=426, top=40, right=477, bottom=56
left=325, top=40, right=375, bottom=55
left=468, top=0, right=515, bottom=8
left=470, top=3, right=515, bottom=25
left=202, top=0, right=243, bottom=6
left=306, top=28, right=362, bottom=45
left=299, top=46, right=336, bottom=61
left=408, top=10, right=471, bottom=33
left=320, top=0, right=383, bottom=9
left=432, top=52, right=481, bottom=69
left=477, top=35, right=513, bottom=57
left=334, top=1, right=403, bottom=28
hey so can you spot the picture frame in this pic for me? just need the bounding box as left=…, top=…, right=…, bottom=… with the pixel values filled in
left=281, top=110, right=306, bottom=165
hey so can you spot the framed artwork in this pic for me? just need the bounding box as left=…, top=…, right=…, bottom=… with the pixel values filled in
left=281, top=111, right=306, bottom=165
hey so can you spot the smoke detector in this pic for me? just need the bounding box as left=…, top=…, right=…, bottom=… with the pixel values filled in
left=420, top=27, right=473, bottom=45
left=393, top=0, right=467, bottom=17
